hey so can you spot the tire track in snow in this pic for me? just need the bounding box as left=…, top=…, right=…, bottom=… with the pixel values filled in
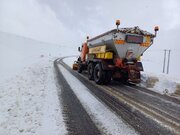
left=60, top=57, right=178, bottom=135
left=54, top=59, right=101, bottom=135
left=55, top=58, right=138, bottom=135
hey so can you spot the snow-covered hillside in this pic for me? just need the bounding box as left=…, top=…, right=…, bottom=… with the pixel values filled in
left=0, top=32, right=77, bottom=135
left=0, top=31, right=77, bottom=82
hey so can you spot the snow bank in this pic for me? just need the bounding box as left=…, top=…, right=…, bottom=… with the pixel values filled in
left=141, top=72, right=180, bottom=95
left=0, top=56, right=67, bottom=135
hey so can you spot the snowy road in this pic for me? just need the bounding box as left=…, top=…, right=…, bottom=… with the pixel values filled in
left=1, top=53, right=179, bottom=135
left=54, top=57, right=180, bottom=135
left=54, top=58, right=138, bottom=135
left=4, top=31, right=179, bottom=135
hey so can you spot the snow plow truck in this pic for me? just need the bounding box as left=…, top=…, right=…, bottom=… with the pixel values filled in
left=73, top=20, right=159, bottom=84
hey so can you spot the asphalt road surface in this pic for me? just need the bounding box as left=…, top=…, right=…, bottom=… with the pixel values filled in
left=54, top=57, right=180, bottom=135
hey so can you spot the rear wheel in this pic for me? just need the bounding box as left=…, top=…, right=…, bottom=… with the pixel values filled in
left=88, top=63, right=94, bottom=80
left=93, top=63, right=106, bottom=84
left=104, top=71, right=112, bottom=84
left=121, top=71, right=128, bottom=84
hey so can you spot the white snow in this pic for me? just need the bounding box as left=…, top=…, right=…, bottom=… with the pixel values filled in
left=0, top=31, right=78, bottom=82
left=0, top=56, right=67, bottom=135
left=141, top=72, right=180, bottom=95
left=0, top=32, right=69, bottom=135
left=62, top=56, right=78, bottom=68
left=58, top=64, right=139, bottom=135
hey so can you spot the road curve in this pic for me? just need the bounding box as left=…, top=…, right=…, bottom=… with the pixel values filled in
left=55, top=57, right=180, bottom=135
left=54, top=58, right=101, bottom=135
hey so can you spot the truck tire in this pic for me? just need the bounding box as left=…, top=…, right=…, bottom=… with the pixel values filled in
left=93, top=63, right=106, bottom=84
left=78, top=64, right=83, bottom=73
left=88, top=63, right=94, bottom=80
left=104, top=71, right=112, bottom=84
left=121, top=71, right=128, bottom=84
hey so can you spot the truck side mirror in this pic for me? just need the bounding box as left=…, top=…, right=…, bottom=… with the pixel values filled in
left=78, top=47, right=81, bottom=52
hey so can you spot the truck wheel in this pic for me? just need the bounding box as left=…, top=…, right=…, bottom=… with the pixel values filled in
left=104, top=71, right=112, bottom=84
left=93, top=63, right=105, bottom=84
left=121, top=71, right=128, bottom=84
left=78, top=64, right=83, bottom=73
left=88, top=63, right=94, bottom=80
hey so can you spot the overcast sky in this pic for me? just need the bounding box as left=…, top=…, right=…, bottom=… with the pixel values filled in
left=0, top=0, right=180, bottom=48
left=0, top=0, right=180, bottom=76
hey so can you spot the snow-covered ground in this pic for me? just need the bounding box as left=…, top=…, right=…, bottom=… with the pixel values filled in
left=141, top=72, right=180, bottom=95
left=0, top=32, right=75, bottom=135
left=63, top=57, right=78, bottom=68
left=0, top=56, right=67, bottom=135
left=0, top=31, right=77, bottom=82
